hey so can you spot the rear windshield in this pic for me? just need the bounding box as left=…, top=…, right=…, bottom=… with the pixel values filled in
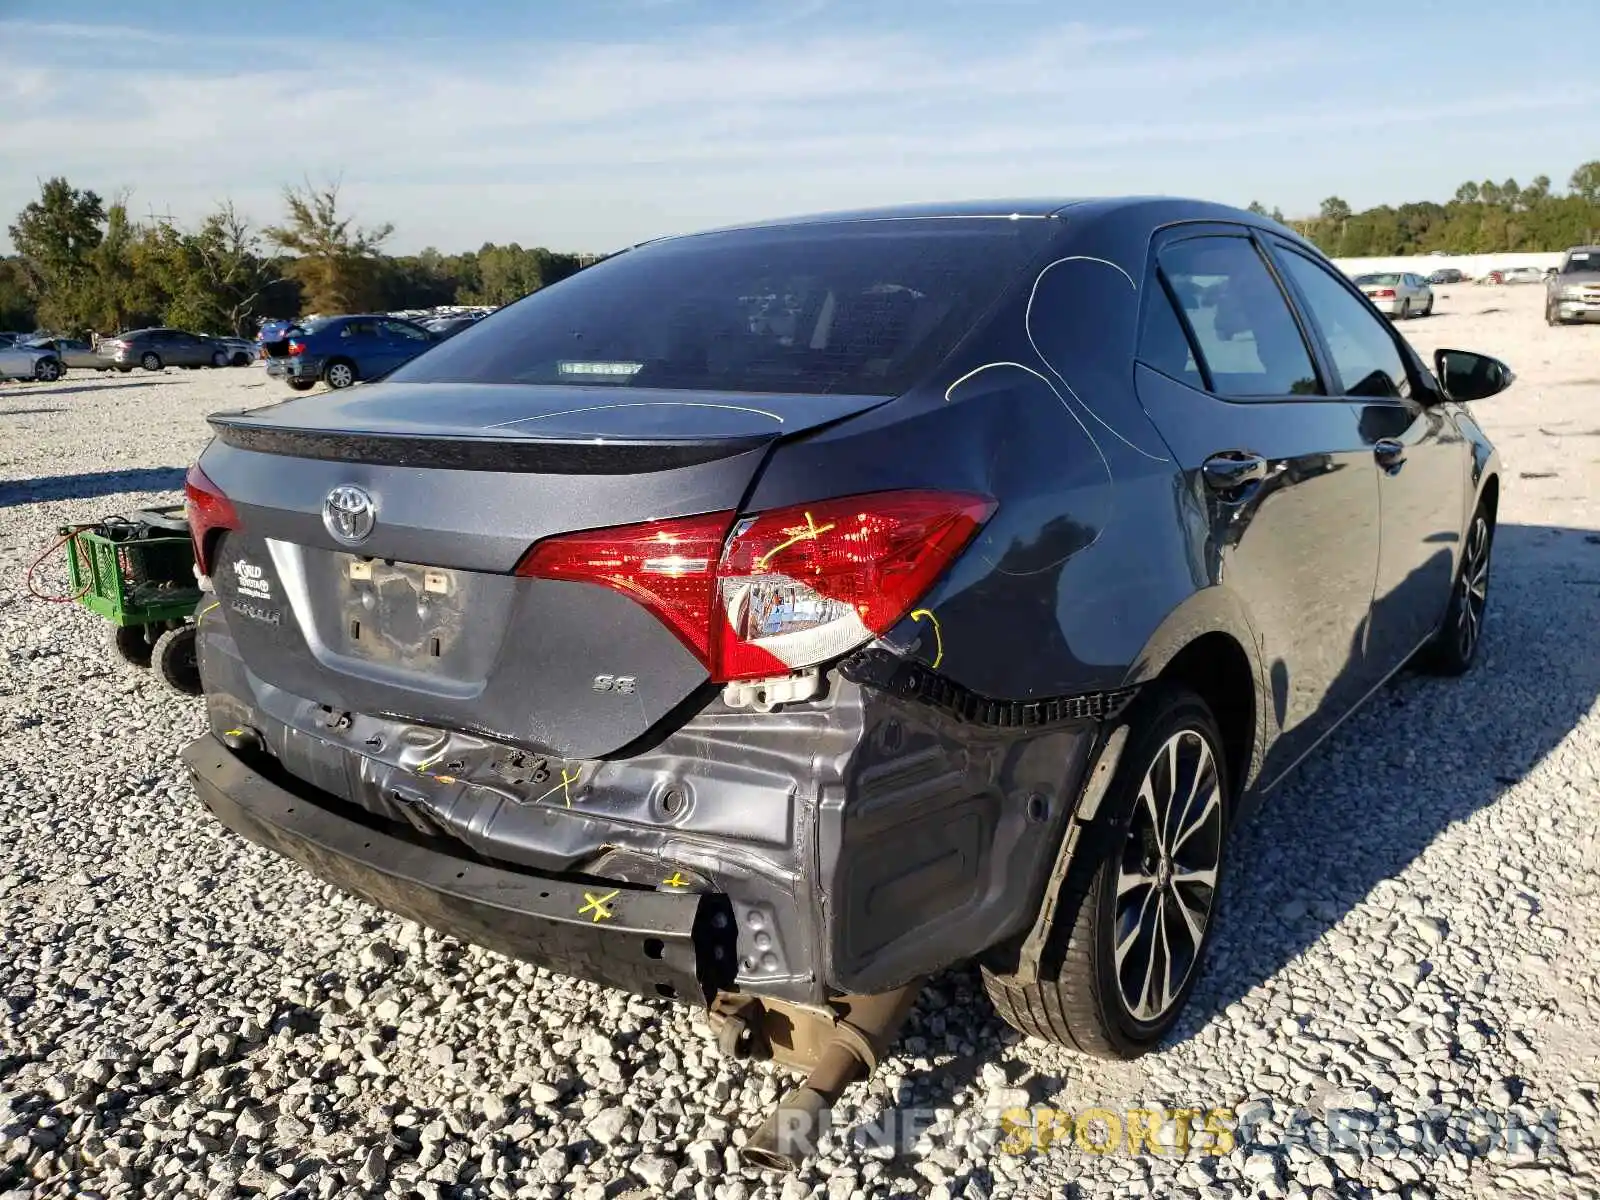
left=390, top=219, right=1056, bottom=395
left=1355, top=273, right=1400, bottom=286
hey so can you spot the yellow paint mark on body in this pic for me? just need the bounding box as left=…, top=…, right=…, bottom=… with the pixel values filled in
left=533, top=766, right=581, bottom=807
left=662, top=871, right=688, bottom=889
left=910, top=608, right=944, bottom=669
left=754, top=511, right=836, bottom=570
left=579, top=890, right=619, bottom=922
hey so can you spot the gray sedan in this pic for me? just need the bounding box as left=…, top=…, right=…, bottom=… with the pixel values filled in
left=0, top=342, right=63, bottom=381
left=26, top=338, right=109, bottom=371
left=1353, top=272, right=1434, bottom=318
left=97, top=327, right=232, bottom=371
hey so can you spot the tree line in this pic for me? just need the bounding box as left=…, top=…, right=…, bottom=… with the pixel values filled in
left=1255, top=160, right=1600, bottom=258
left=6, top=162, right=1597, bottom=337
left=0, top=177, right=592, bottom=337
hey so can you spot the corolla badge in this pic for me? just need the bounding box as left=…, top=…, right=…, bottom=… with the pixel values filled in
left=322, top=484, right=377, bottom=545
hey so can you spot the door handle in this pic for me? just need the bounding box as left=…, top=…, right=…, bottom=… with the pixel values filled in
left=1202, top=452, right=1269, bottom=497
left=1374, top=438, right=1406, bottom=471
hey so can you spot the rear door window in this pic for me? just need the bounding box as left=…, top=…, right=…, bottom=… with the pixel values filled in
left=381, top=320, right=430, bottom=342
left=1137, top=282, right=1204, bottom=388
left=390, top=219, right=1058, bottom=395
left=1273, top=248, right=1411, bottom=399
left=1156, top=236, right=1320, bottom=397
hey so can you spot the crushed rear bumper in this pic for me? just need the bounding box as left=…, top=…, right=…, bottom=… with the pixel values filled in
left=180, top=734, right=735, bottom=1005
left=192, top=612, right=1108, bottom=1006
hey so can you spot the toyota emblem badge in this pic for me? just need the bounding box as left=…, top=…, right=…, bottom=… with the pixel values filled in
left=322, top=484, right=377, bottom=545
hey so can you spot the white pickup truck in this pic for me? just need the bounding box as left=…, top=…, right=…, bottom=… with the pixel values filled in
left=1546, top=245, right=1600, bottom=325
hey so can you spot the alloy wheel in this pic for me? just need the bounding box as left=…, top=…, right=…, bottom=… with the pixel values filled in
left=1113, top=729, right=1224, bottom=1023
left=327, top=363, right=355, bottom=388
left=1456, top=514, right=1490, bottom=660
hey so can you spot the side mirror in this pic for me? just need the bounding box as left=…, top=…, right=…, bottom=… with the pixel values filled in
left=1434, top=349, right=1514, bottom=401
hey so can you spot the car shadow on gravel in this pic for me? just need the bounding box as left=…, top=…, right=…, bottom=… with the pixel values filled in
left=0, top=466, right=187, bottom=507
left=14, top=380, right=169, bottom=399
left=1173, top=520, right=1600, bottom=1039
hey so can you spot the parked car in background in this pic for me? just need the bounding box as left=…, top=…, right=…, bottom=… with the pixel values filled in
left=217, top=337, right=258, bottom=367
left=1353, top=271, right=1433, bottom=317
left=278, top=314, right=437, bottom=391
left=421, top=315, right=481, bottom=340
left=99, top=328, right=232, bottom=372
left=0, top=340, right=63, bottom=382
left=182, top=198, right=1511, bottom=1089
left=1500, top=266, right=1546, bottom=285
left=1427, top=268, right=1465, bottom=285
left=26, top=337, right=110, bottom=371
left=1546, top=245, right=1600, bottom=325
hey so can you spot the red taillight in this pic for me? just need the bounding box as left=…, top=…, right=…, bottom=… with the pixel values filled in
left=1372, top=288, right=1396, bottom=298
left=287, top=338, right=305, bottom=356
left=184, top=463, right=239, bottom=576
left=516, top=511, right=734, bottom=664
left=515, top=490, right=995, bottom=682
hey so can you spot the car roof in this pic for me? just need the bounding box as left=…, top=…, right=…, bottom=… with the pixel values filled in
left=652, top=196, right=1286, bottom=244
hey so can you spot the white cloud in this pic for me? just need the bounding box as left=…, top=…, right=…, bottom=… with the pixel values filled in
left=0, top=15, right=1593, bottom=253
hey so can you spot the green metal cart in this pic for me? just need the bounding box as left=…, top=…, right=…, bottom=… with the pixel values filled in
left=59, top=505, right=205, bottom=694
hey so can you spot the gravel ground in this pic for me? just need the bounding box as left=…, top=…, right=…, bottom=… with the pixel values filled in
left=1, top=287, right=1598, bottom=1200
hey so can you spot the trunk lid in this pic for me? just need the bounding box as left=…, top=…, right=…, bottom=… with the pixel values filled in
left=200, top=381, right=890, bottom=759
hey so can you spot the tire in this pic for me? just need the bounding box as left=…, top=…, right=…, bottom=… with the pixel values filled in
left=111, top=623, right=153, bottom=668
left=982, top=684, right=1230, bottom=1058
left=140, top=352, right=162, bottom=371
left=118, top=366, right=133, bottom=374
left=1399, top=300, right=1411, bottom=320
left=1417, top=502, right=1493, bottom=676
left=33, top=357, right=62, bottom=382
left=232, top=352, right=251, bottom=367
left=1421, top=296, right=1434, bottom=317
left=288, top=379, right=316, bottom=392
left=324, top=359, right=356, bottom=389
left=152, top=625, right=203, bottom=696
left=211, top=351, right=229, bottom=368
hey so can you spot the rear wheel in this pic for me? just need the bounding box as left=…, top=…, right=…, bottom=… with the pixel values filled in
left=152, top=625, right=202, bottom=696
left=288, top=378, right=316, bottom=392
left=1418, top=503, right=1493, bottom=675
left=1399, top=299, right=1412, bottom=320
left=231, top=352, right=251, bottom=367
left=111, top=624, right=153, bottom=668
left=34, top=357, right=62, bottom=382
left=983, top=685, right=1229, bottom=1058
left=141, top=352, right=162, bottom=371
left=1421, top=295, right=1434, bottom=317
left=212, top=351, right=229, bottom=368
left=325, top=360, right=356, bottom=389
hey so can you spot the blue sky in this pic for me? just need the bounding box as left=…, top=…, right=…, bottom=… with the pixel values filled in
left=1, top=0, right=1596, bottom=254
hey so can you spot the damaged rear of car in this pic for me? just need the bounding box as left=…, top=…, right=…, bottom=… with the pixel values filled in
left=183, top=210, right=1102, bottom=1014
left=181, top=199, right=1505, bottom=1160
